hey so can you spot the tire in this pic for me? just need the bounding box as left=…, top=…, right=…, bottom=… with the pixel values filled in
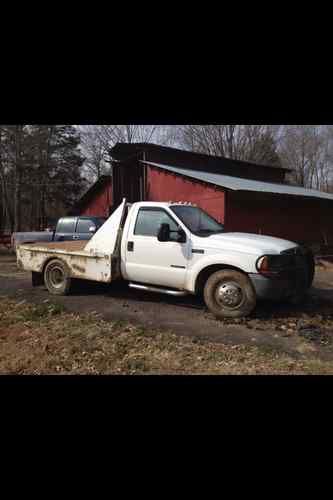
left=44, top=259, right=72, bottom=296
left=203, top=270, right=256, bottom=319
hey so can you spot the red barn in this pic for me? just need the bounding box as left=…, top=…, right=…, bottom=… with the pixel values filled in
left=75, top=175, right=113, bottom=218
left=75, top=143, right=333, bottom=253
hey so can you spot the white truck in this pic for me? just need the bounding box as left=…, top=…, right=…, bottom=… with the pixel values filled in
left=16, top=199, right=314, bottom=319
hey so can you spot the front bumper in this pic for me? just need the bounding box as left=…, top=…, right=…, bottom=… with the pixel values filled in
left=249, top=269, right=309, bottom=301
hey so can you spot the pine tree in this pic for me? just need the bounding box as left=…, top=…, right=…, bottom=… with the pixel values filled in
left=0, top=125, right=86, bottom=232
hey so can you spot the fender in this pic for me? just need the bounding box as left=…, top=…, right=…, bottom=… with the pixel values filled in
left=185, top=252, right=256, bottom=293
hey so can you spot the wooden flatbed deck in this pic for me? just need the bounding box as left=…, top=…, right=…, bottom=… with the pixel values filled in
left=27, top=241, right=87, bottom=252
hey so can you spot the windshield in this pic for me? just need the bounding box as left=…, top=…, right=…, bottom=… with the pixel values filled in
left=170, top=205, right=224, bottom=236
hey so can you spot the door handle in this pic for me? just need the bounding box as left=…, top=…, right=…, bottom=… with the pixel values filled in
left=127, top=241, right=134, bottom=252
left=73, top=235, right=80, bottom=240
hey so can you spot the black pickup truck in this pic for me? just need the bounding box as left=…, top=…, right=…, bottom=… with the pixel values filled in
left=12, top=215, right=107, bottom=249
left=52, top=216, right=107, bottom=242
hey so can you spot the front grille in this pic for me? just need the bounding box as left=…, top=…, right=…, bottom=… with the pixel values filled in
left=281, top=246, right=309, bottom=267
left=281, top=246, right=307, bottom=257
left=280, top=246, right=310, bottom=291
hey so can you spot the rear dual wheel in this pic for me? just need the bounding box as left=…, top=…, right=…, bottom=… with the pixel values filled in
left=44, top=259, right=72, bottom=295
left=204, top=270, right=256, bottom=319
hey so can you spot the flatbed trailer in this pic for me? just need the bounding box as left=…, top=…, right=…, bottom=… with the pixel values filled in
left=16, top=200, right=127, bottom=294
left=16, top=240, right=117, bottom=284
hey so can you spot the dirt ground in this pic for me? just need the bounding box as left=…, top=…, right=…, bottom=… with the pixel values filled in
left=2, top=249, right=333, bottom=371
left=3, top=296, right=333, bottom=374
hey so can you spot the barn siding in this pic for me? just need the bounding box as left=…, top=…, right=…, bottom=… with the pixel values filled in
left=80, top=182, right=113, bottom=217
left=147, top=166, right=225, bottom=223
left=226, top=191, right=333, bottom=247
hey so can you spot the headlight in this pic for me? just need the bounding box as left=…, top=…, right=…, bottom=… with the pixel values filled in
left=256, top=254, right=295, bottom=276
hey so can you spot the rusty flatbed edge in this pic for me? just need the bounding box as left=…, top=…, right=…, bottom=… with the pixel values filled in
left=18, top=240, right=113, bottom=262
left=21, top=241, right=88, bottom=252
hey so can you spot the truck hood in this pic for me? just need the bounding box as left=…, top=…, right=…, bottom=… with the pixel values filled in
left=193, top=232, right=297, bottom=255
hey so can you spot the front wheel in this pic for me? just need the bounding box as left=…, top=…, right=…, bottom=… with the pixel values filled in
left=204, top=270, right=256, bottom=319
left=44, top=259, right=72, bottom=296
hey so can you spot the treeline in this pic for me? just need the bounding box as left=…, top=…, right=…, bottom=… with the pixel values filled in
left=0, top=125, right=85, bottom=233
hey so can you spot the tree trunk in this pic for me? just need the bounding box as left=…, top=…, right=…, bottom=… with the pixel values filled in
left=14, top=125, right=22, bottom=232
left=0, top=127, right=14, bottom=232
left=226, top=125, right=235, bottom=158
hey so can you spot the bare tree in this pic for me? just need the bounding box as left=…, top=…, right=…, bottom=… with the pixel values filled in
left=79, top=125, right=177, bottom=181
left=278, top=125, right=333, bottom=190
left=79, top=125, right=108, bottom=181
left=178, top=125, right=281, bottom=166
left=98, top=125, right=178, bottom=149
left=96, top=125, right=159, bottom=149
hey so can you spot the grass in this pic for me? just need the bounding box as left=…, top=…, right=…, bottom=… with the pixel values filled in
left=1, top=296, right=333, bottom=374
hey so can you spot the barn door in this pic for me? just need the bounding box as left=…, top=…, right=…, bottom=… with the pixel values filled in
left=112, top=160, right=146, bottom=207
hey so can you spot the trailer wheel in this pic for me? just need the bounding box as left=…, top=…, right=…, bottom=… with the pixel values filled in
left=204, top=269, right=256, bottom=319
left=44, top=259, right=72, bottom=296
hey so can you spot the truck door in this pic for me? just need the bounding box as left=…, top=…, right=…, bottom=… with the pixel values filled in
left=75, top=218, right=98, bottom=240
left=124, top=206, right=189, bottom=289
left=54, top=217, right=77, bottom=242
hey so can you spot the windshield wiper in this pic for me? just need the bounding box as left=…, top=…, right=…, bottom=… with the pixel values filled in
left=195, top=229, right=224, bottom=236
left=198, top=229, right=224, bottom=234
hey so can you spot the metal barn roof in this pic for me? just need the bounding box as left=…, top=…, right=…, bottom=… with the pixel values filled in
left=142, top=161, right=333, bottom=202
left=111, top=142, right=291, bottom=172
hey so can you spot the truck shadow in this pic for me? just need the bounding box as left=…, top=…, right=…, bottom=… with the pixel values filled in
left=253, top=288, right=333, bottom=320
left=70, top=279, right=204, bottom=310
left=69, top=280, right=333, bottom=319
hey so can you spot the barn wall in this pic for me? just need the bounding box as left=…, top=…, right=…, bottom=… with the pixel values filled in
left=226, top=191, right=333, bottom=247
left=80, top=182, right=113, bottom=217
left=147, top=166, right=225, bottom=223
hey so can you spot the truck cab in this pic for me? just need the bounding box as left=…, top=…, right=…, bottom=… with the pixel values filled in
left=118, top=201, right=314, bottom=318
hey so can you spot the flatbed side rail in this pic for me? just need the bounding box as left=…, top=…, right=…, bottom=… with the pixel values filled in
left=17, top=245, right=113, bottom=284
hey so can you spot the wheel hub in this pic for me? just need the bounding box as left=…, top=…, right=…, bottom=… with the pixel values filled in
left=216, top=282, right=243, bottom=308
left=50, top=266, right=65, bottom=288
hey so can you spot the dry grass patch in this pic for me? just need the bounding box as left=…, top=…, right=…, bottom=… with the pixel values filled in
left=0, top=297, right=333, bottom=375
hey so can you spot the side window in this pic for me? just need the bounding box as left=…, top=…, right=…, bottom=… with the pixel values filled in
left=134, top=208, right=179, bottom=239
left=77, top=219, right=96, bottom=233
left=57, top=218, right=76, bottom=234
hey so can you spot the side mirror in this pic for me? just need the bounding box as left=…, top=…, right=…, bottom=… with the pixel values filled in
left=89, top=226, right=97, bottom=234
left=177, top=228, right=187, bottom=243
left=157, top=223, right=170, bottom=242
